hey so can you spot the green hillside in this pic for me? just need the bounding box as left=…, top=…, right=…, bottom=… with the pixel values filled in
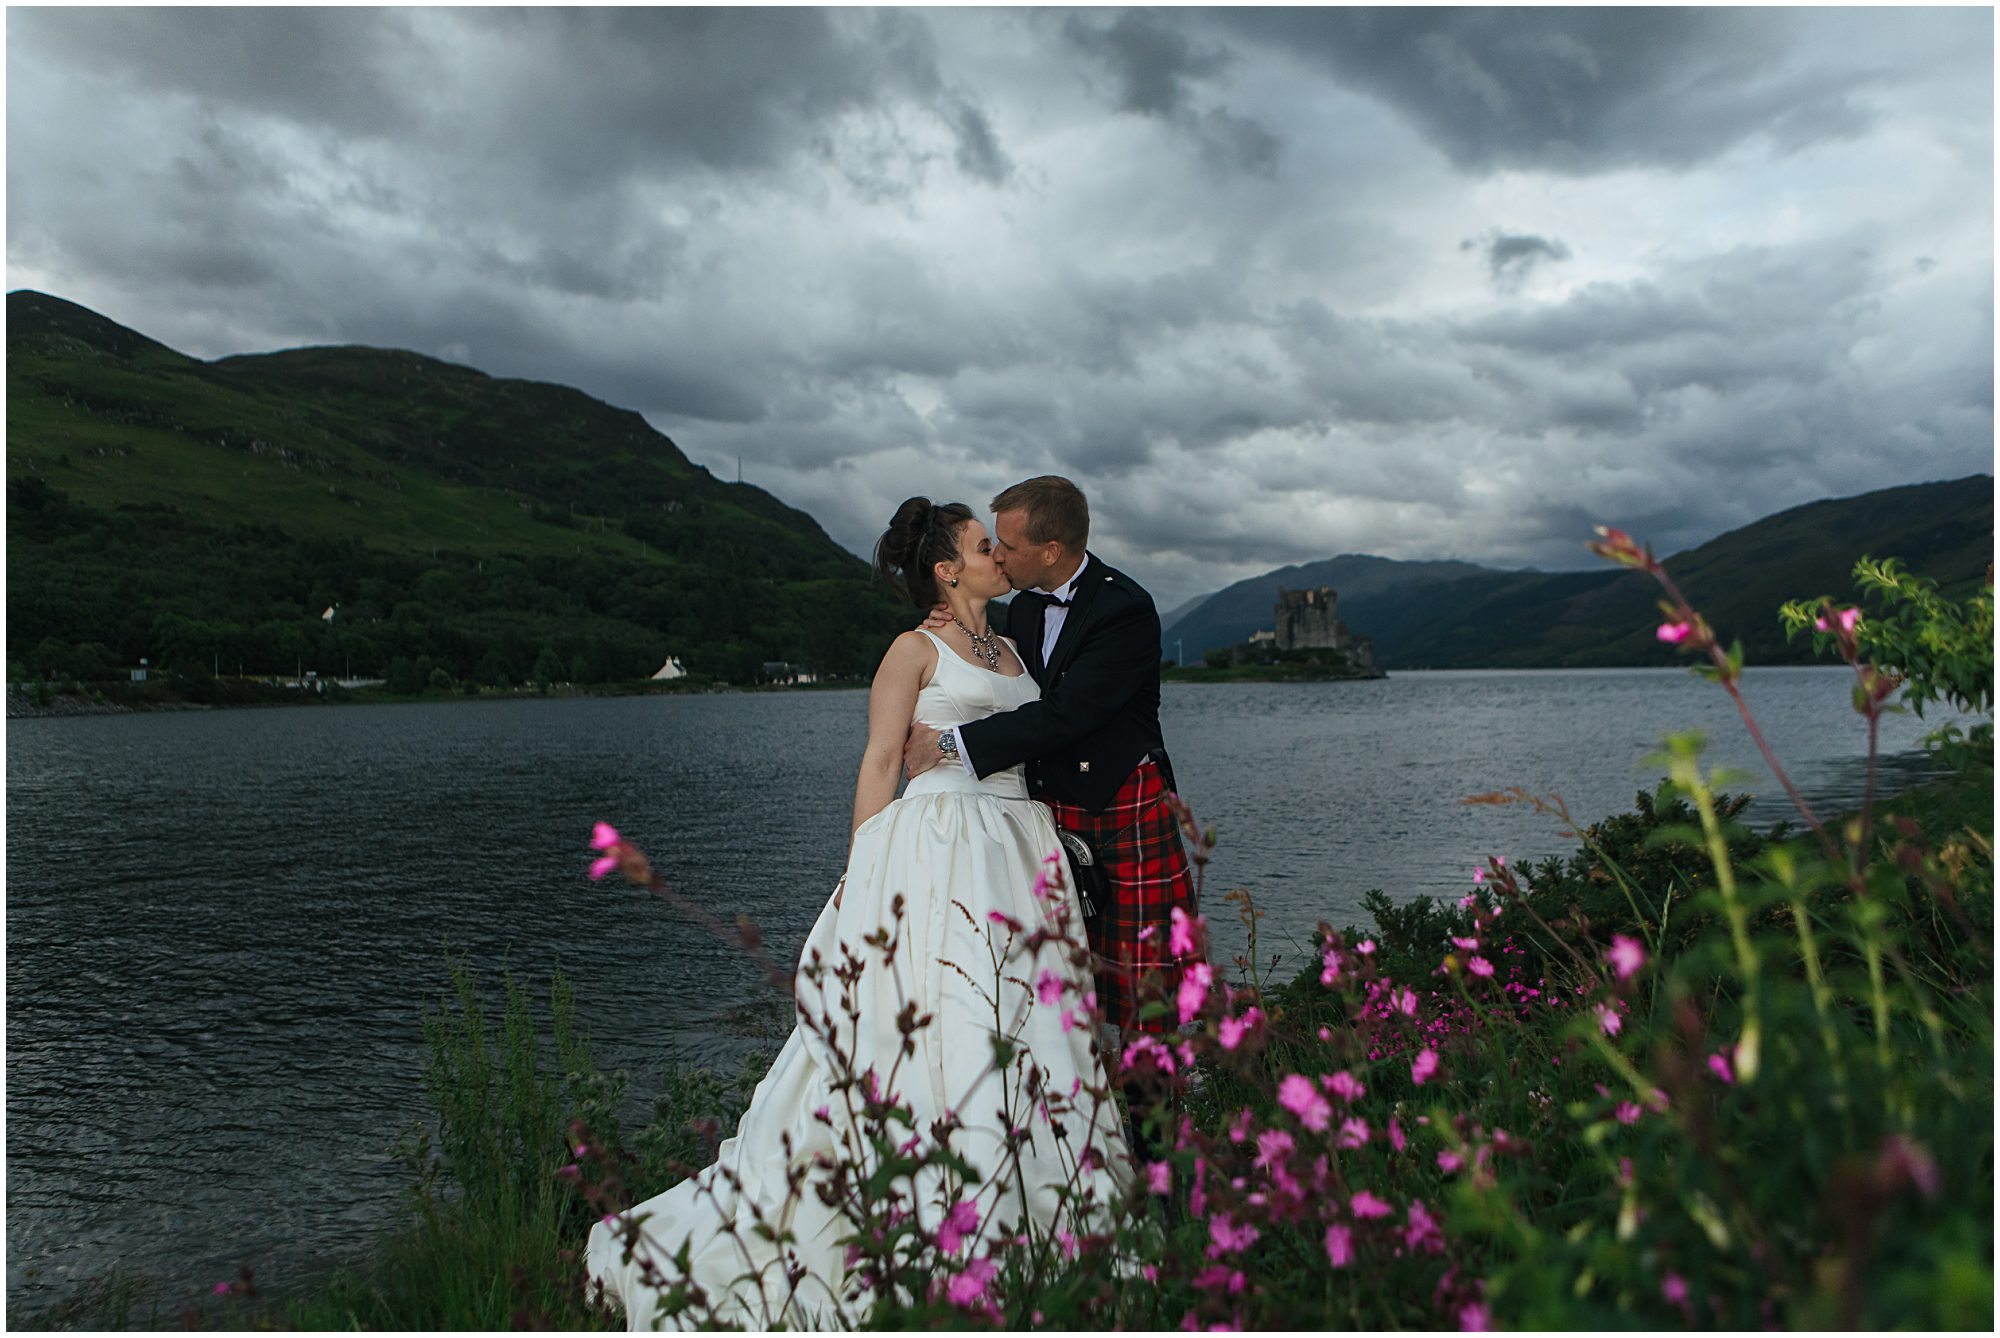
left=1166, top=477, right=1992, bottom=669
left=6, top=290, right=910, bottom=688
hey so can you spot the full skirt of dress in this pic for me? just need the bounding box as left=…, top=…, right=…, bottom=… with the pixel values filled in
left=585, top=770, right=1129, bottom=1330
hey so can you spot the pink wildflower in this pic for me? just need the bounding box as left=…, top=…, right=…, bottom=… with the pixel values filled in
left=937, top=1199, right=981, bottom=1254
left=213, top=1282, right=231, bottom=1297
left=588, top=854, right=618, bottom=881
left=1595, top=1003, right=1623, bottom=1036
left=1451, top=935, right=1480, bottom=951
left=1356, top=939, right=1376, bottom=955
left=1228, top=1106, right=1254, bottom=1143
left=1336, top=1116, right=1371, bottom=1149
left=1320, top=945, right=1343, bottom=984
left=1325, top=1070, right=1365, bottom=1103
left=590, top=821, right=621, bottom=850
left=946, top=1255, right=999, bottom=1307
left=1350, top=1190, right=1392, bottom=1219
left=1707, top=1050, right=1735, bottom=1085
left=987, top=910, right=1012, bottom=925
left=1437, top=1149, right=1464, bottom=1173
left=1209, top=1213, right=1260, bottom=1254
left=1657, top=621, right=1693, bottom=644
left=1036, top=969, right=1063, bottom=1007
left=1405, top=1198, right=1445, bottom=1254
left=1607, top=934, right=1646, bottom=980
left=1411, top=1046, right=1439, bottom=1086
left=1878, top=1133, right=1942, bottom=1199
left=1178, top=961, right=1214, bottom=1024
left=1218, top=1006, right=1264, bottom=1050
left=1254, top=1128, right=1295, bottom=1172
left=1815, top=606, right=1861, bottom=634
left=1467, top=955, right=1494, bottom=978
left=1146, top=1161, right=1172, bottom=1195
left=1460, top=1301, right=1492, bottom=1330
left=1472, top=867, right=1486, bottom=885
left=1392, top=986, right=1418, bottom=1017
left=1277, top=1074, right=1332, bottom=1132
left=1169, top=906, right=1202, bottom=956
left=1616, top=1101, right=1641, bottom=1126
left=1661, top=1273, right=1689, bottom=1305
left=1324, top=1224, right=1353, bottom=1267
left=1059, top=1009, right=1077, bottom=1033
left=1388, top=1117, right=1406, bottom=1153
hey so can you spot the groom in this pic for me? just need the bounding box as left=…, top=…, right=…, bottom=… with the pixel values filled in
left=904, top=475, right=1199, bottom=1053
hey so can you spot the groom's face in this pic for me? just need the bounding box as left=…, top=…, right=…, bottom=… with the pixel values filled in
left=991, top=508, right=1054, bottom=591
left=992, top=506, right=1072, bottom=588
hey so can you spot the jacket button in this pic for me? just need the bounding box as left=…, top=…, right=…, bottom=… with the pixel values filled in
left=1079, top=761, right=1090, bottom=772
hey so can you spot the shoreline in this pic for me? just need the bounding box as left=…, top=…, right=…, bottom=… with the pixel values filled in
left=3, top=679, right=866, bottom=720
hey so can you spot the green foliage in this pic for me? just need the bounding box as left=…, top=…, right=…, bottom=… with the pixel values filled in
left=269, top=954, right=621, bottom=1330
left=6, top=292, right=914, bottom=690
left=1783, top=556, right=1995, bottom=767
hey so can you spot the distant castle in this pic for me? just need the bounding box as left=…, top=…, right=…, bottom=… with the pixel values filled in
left=1269, top=586, right=1378, bottom=672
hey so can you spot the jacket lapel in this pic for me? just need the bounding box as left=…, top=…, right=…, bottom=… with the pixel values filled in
left=1043, top=555, right=1101, bottom=681
left=1010, top=590, right=1050, bottom=684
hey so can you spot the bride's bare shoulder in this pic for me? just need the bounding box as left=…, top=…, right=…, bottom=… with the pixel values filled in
left=876, top=629, right=939, bottom=682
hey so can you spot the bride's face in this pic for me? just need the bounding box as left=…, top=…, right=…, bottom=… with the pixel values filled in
left=941, top=520, right=1010, bottom=601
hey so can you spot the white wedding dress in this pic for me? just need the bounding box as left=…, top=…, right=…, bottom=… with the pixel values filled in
left=586, top=631, right=1129, bottom=1330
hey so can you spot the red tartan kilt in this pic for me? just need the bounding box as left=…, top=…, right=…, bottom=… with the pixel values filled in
left=1042, top=759, right=1198, bottom=1034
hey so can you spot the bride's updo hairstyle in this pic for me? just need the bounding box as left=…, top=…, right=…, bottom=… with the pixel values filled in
left=874, top=497, right=976, bottom=609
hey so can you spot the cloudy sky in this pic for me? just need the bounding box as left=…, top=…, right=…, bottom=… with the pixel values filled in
left=8, top=6, right=1993, bottom=610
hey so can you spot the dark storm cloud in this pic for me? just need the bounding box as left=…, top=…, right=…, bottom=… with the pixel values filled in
left=1214, top=7, right=1896, bottom=173
left=1062, top=9, right=1232, bottom=117
left=1060, top=9, right=1280, bottom=176
left=1464, top=232, right=1573, bottom=291
left=7, top=6, right=425, bottom=136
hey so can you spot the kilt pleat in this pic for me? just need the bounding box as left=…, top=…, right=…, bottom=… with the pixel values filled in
left=1041, top=759, right=1199, bottom=1034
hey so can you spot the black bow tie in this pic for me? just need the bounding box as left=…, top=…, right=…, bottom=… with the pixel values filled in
left=1031, top=591, right=1073, bottom=609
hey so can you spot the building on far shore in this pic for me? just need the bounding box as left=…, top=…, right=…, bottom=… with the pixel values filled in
left=651, top=656, right=689, bottom=681
left=1220, top=586, right=1381, bottom=676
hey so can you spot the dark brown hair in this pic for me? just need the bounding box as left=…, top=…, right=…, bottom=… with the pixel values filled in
left=873, top=497, right=976, bottom=608
left=990, top=475, right=1088, bottom=551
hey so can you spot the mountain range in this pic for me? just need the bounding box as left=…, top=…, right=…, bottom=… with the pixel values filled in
left=6, top=290, right=910, bottom=686
left=1165, top=477, right=1993, bottom=669
left=9, top=291, right=1988, bottom=688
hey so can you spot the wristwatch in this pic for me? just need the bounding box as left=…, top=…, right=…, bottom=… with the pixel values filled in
left=937, top=730, right=961, bottom=764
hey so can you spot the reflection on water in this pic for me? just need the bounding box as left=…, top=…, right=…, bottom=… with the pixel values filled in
left=4, top=667, right=1965, bottom=1311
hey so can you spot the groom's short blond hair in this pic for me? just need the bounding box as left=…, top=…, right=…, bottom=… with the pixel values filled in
left=991, top=475, right=1089, bottom=551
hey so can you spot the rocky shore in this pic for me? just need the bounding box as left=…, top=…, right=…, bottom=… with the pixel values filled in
left=7, top=685, right=212, bottom=718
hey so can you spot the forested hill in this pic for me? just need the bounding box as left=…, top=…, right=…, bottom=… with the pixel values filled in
left=6, top=289, right=911, bottom=687
left=1166, top=475, right=1994, bottom=669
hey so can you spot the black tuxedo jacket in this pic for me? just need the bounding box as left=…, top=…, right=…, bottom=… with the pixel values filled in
left=958, top=554, right=1177, bottom=813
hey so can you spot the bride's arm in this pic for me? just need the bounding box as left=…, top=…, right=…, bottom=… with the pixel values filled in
left=851, top=631, right=931, bottom=837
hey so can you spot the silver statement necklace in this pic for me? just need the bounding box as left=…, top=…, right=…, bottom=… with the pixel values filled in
left=960, top=623, right=1002, bottom=671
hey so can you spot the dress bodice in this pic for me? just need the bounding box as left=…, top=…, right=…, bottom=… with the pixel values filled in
left=906, top=629, right=1038, bottom=801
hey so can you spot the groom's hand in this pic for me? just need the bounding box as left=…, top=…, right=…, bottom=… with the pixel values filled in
left=917, top=602, right=954, bottom=631
left=905, top=721, right=944, bottom=778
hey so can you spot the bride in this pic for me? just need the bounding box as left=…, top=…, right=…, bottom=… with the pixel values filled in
left=586, top=497, right=1130, bottom=1330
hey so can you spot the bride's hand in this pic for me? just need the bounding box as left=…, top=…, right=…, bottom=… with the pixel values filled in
left=904, top=721, right=943, bottom=779
left=916, top=602, right=954, bottom=631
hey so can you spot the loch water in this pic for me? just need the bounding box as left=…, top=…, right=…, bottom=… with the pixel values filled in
left=5, top=668, right=1963, bottom=1311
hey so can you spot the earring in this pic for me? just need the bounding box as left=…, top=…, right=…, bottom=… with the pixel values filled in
left=948, top=577, right=959, bottom=588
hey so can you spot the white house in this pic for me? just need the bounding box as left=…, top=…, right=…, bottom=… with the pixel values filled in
left=650, top=656, right=688, bottom=681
